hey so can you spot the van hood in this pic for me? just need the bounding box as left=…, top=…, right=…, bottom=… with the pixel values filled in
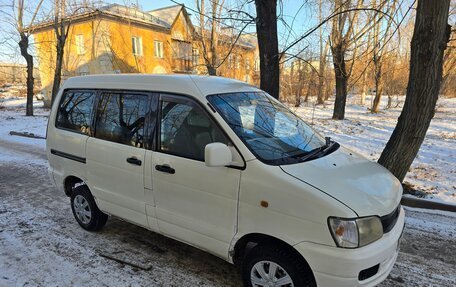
left=280, top=148, right=402, bottom=217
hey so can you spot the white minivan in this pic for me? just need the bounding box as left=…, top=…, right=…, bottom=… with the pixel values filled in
left=47, top=75, right=405, bottom=287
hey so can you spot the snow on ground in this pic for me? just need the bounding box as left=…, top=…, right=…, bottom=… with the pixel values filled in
left=0, top=96, right=48, bottom=154
left=292, top=95, right=456, bottom=204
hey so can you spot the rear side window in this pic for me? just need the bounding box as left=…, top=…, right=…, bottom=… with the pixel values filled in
left=56, top=90, right=96, bottom=135
left=95, top=92, right=149, bottom=148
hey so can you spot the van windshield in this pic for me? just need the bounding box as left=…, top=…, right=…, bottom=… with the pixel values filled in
left=207, top=92, right=338, bottom=165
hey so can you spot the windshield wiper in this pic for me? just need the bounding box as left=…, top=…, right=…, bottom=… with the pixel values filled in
left=298, top=137, right=337, bottom=162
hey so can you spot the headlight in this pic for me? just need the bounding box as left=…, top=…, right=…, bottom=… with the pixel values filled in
left=328, top=216, right=383, bottom=248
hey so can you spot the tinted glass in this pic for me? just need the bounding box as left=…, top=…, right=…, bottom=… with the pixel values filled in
left=160, top=98, right=228, bottom=161
left=207, top=92, right=325, bottom=165
left=95, top=93, right=149, bottom=148
left=56, top=91, right=95, bottom=135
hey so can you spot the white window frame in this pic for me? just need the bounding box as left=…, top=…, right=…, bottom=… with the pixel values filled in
left=132, top=36, right=143, bottom=56
left=254, top=58, right=260, bottom=71
left=76, top=34, right=85, bottom=55
left=235, top=55, right=241, bottom=69
left=154, top=40, right=164, bottom=58
left=192, top=48, right=199, bottom=66
left=228, top=54, right=234, bottom=67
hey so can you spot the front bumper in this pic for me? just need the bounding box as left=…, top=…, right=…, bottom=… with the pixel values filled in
left=294, top=207, right=405, bottom=287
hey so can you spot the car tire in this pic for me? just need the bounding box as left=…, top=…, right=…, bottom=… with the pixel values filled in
left=242, top=244, right=316, bottom=287
left=70, top=185, right=108, bottom=231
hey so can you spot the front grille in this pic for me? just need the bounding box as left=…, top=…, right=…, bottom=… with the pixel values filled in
left=358, top=264, right=379, bottom=281
left=381, top=204, right=401, bottom=233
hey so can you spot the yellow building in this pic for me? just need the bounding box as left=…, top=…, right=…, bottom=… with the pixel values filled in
left=31, top=4, right=259, bottom=100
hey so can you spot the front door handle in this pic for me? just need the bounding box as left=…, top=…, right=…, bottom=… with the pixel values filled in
left=155, top=164, right=175, bottom=174
left=127, top=157, right=142, bottom=166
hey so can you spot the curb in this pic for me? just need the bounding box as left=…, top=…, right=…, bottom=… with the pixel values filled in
left=401, top=196, right=456, bottom=212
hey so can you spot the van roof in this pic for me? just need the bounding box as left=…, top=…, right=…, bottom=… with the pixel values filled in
left=61, top=74, right=261, bottom=100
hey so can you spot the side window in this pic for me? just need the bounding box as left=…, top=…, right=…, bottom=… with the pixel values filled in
left=159, top=97, right=229, bottom=161
left=56, top=90, right=95, bottom=135
left=95, top=92, right=149, bottom=148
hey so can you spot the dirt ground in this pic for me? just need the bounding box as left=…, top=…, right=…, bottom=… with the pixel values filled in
left=0, top=138, right=455, bottom=287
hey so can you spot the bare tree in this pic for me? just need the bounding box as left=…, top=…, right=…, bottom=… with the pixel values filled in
left=196, top=0, right=221, bottom=75
left=329, top=0, right=364, bottom=120
left=7, top=0, right=45, bottom=116
left=50, top=0, right=95, bottom=104
left=317, top=0, right=329, bottom=105
left=194, top=0, right=254, bottom=76
left=378, top=0, right=451, bottom=181
left=254, top=0, right=280, bottom=99
left=50, top=0, right=70, bottom=105
left=370, top=0, right=397, bottom=113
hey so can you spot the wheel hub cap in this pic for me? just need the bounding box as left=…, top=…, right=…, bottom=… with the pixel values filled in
left=73, top=195, right=91, bottom=224
left=250, top=260, right=294, bottom=287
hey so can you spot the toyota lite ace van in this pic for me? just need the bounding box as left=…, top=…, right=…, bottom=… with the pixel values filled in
left=47, top=75, right=405, bottom=287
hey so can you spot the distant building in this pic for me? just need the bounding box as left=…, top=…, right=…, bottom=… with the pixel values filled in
left=31, top=4, right=259, bottom=99
left=0, top=62, right=40, bottom=85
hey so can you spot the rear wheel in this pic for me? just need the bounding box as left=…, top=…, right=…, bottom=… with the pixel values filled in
left=242, top=244, right=316, bottom=287
left=70, top=185, right=108, bottom=231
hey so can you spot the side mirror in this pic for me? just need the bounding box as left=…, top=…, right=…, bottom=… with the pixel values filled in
left=205, top=143, right=232, bottom=167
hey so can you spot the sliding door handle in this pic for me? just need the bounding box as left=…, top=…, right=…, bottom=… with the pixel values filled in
left=155, top=164, right=175, bottom=174
left=127, top=157, right=142, bottom=166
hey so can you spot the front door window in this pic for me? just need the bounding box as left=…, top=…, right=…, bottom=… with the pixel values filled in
left=159, top=97, right=229, bottom=161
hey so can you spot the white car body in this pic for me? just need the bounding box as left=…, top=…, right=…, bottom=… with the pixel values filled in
left=47, top=74, right=405, bottom=287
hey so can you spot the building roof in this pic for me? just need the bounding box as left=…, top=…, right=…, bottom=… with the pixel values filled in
left=100, top=4, right=170, bottom=28
left=194, top=26, right=257, bottom=50
left=28, top=4, right=171, bottom=32
left=61, top=74, right=260, bottom=98
left=148, top=5, right=183, bottom=27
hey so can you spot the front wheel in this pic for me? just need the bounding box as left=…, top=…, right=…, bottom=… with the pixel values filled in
left=242, top=245, right=316, bottom=287
left=70, top=185, right=108, bottom=231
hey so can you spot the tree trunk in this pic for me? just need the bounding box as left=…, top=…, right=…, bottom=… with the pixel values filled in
left=51, top=34, right=66, bottom=105
left=255, top=0, right=279, bottom=99
left=360, top=70, right=367, bottom=105
left=316, top=0, right=325, bottom=105
left=207, top=66, right=217, bottom=76
left=317, top=43, right=329, bottom=105
left=331, top=43, right=348, bottom=120
left=294, top=88, right=301, bottom=107
left=371, top=56, right=383, bottom=112
left=378, top=0, right=451, bottom=182
left=386, top=95, right=393, bottom=109
left=18, top=34, right=34, bottom=116
left=304, top=75, right=312, bottom=102
left=210, top=0, right=218, bottom=75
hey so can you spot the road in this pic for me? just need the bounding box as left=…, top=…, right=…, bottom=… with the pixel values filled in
left=0, top=137, right=455, bottom=286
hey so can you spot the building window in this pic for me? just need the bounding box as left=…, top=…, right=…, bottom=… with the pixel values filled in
left=245, top=58, right=250, bottom=70
left=228, top=54, right=234, bottom=67
left=254, top=58, right=260, bottom=71
left=154, top=41, right=164, bottom=58
left=192, top=48, right=199, bottom=66
left=76, top=34, right=85, bottom=55
left=235, top=55, right=241, bottom=69
left=132, top=36, right=143, bottom=56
